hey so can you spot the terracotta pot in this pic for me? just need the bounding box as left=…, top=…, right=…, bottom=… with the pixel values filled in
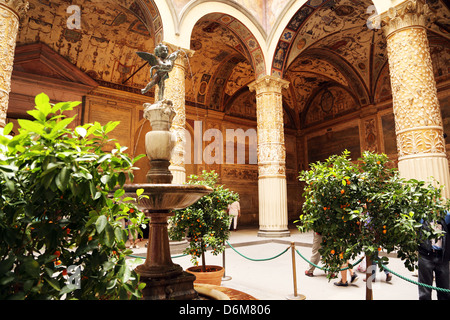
left=186, top=265, right=224, bottom=286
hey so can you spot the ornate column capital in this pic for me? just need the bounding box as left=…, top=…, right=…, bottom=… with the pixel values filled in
left=378, top=0, right=434, bottom=38
left=248, top=75, right=290, bottom=95
left=0, top=0, right=29, bottom=18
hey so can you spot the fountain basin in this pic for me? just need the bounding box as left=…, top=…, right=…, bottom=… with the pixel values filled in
left=123, top=183, right=212, bottom=212
left=121, top=183, right=212, bottom=300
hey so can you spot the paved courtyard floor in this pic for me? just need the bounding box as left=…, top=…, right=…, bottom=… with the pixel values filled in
left=127, top=227, right=440, bottom=301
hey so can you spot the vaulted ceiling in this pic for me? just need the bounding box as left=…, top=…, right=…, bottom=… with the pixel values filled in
left=14, top=0, right=450, bottom=131
left=16, top=0, right=157, bottom=90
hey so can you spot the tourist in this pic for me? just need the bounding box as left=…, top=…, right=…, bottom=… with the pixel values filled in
left=417, top=212, right=450, bottom=300
left=227, top=201, right=241, bottom=231
left=305, top=232, right=322, bottom=277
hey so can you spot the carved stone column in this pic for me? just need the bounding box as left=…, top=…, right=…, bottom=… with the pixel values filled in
left=378, top=0, right=450, bottom=198
left=0, top=0, right=28, bottom=128
left=160, top=43, right=194, bottom=184
left=249, top=75, right=290, bottom=237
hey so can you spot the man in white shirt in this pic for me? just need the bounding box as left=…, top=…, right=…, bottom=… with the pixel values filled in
left=227, top=201, right=241, bottom=231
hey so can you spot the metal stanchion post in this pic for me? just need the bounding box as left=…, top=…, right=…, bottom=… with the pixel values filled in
left=222, top=241, right=232, bottom=281
left=287, top=242, right=306, bottom=300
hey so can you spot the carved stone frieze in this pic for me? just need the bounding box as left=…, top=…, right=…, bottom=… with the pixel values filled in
left=249, top=76, right=289, bottom=178
left=0, top=1, right=27, bottom=126
left=162, top=45, right=194, bottom=180
left=382, top=4, right=445, bottom=158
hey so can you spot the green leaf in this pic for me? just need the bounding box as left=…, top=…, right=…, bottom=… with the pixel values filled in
left=41, top=162, right=60, bottom=177
left=114, top=227, right=124, bottom=243
left=47, top=117, right=75, bottom=138
left=56, top=166, right=70, bottom=192
left=22, top=258, right=40, bottom=278
left=75, top=126, right=87, bottom=138
left=104, top=121, right=120, bottom=134
left=44, top=276, right=61, bottom=291
left=104, top=224, right=115, bottom=247
left=17, top=119, right=45, bottom=135
left=95, top=215, right=108, bottom=234
left=2, top=122, right=13, bottom=136
left=100, top=175, right=110, bottom=185
left=118, top=172, right=126, bottom=186
left=35, top=93, right=52, bottom=116
left=114, top=188, right=125, bottom=199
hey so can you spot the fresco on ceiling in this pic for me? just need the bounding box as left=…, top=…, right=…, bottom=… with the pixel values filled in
left=186, top=16, right=258, bottom=110
left=224, top=61, right=254, bottom=97
left=273, top=0, right=378, bottom=78
left=16, top=0, right=158, bottom=89
left=374, top=63, right=391, bottom=103
left=302, top=85, right=359, bottom=127
left=226, top=90, right=257, bottom=119
left=285, top=57, right=351, bottom=112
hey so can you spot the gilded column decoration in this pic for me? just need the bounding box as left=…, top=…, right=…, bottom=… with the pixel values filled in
left=0, top=0, right=28, bottom=127
left=378, top=0, right=450, bottom=197
left=160, top=43, right=194, bottom=184
left=249, top=75, right=290, bottom=237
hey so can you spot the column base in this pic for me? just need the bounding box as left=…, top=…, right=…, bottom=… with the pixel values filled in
left=257, top=229, right=290, bottom=238
left=169, top=165, right=186, bottom=184
left=258, top=177, right=289, bottom=237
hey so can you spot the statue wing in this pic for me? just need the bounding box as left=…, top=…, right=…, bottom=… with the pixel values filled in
left=136, top=52, right=158, bottom=66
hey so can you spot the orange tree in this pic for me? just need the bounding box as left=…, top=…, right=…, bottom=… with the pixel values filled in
left=0, top=93, right=147, bottom=300
left=298, top=151, right=447, bottom=278
left=169, top=171, right=239, bottom=271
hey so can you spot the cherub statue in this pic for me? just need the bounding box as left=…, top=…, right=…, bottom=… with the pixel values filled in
left=137, top=43, right=181, bottom=101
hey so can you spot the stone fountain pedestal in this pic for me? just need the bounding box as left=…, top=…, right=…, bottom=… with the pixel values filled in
left=124, top=99, right=212, bottom=300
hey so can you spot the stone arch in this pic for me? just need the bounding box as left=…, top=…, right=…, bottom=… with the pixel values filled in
left=176, top=1, right=267, bottom=77
left=270, top=0, right=378, bottom=77
left=186, top=10, right=267, bottom=112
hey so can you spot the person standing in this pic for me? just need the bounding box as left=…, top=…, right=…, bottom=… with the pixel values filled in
left=228, top=201, right=241, bottom=231
left=305, top=232, right=322, bottom=277
left=417, top=212, right=450, bottom=300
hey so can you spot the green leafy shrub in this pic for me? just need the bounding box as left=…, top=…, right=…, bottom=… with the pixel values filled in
left=298, top=150, right=447, bottom=277
left=0, top=93, right=147, bottom=300
left=169, top=171, right=239, bottom=271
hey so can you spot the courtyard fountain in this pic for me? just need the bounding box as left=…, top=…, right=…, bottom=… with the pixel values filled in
left=122, top=44, right=212, bottom=300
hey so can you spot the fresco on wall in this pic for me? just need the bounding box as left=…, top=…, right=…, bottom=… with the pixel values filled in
left=17, top=0, right=156, bottom=89
left=307, top=125, right=361, bottom=164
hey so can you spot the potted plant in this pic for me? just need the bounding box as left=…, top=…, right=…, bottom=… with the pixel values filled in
left=0, top=93, right=147, bottom=300
left=297, top=150, right=448, bottom=300
left=169, top=170, right=239, bottom=285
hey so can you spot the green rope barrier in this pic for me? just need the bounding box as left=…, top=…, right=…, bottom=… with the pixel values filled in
left=226, top=241, right=290, bottom=262
left=295, top=248, right=363, bottom=272
left=379, top=263, right=450, bottom=294
left=294, top=248, right=450, bottom=294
